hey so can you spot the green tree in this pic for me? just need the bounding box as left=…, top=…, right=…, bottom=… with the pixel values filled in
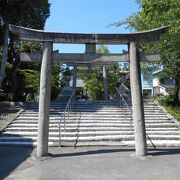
left=79, top=45, right=120, bottom=100
left=20, top=62, right=68, bottom=101
left=81, top=72, right=104, bottom=100
left=96, top=45, right=109, bottom=54
left=113, top=0, right=180, bottom=105
left=0, top=0, right=50, bottom=101
left=107, top=64, right=121, bottom=97
left=0, top=0, right=50, bottom=88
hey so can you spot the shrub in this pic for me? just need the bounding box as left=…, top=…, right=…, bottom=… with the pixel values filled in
left=158, top=94, right=177, bottom=106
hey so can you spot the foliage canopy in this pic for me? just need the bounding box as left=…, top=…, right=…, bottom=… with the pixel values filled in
left=113, top=0, right=180, bottom=105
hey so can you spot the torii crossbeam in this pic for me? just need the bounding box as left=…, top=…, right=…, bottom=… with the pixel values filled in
left=20, top=52, right=160, bottom=63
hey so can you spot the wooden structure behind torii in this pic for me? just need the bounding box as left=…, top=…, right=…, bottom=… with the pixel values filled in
left=9, top=24, right=168, bottom=158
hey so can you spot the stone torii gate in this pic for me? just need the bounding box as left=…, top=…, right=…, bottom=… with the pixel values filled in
left=9, top=24, right=168, bottom=157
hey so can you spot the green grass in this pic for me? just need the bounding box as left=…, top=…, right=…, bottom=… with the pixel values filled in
left=164, top=106, right=180, bottom=121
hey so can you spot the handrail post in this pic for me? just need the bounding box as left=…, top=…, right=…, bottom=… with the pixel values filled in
left=120, top=96, right=122, bottom=108
left=69, top=101, right=71, bottom=113
left=59, top=124, right=61, bottom=147
left=130, top=112, right=132, bottom=132
left=125, top=104, right=126, bottom=121
left=68, top=105, right=69, bottom=121
left=64, top=115, right=66, bottom=129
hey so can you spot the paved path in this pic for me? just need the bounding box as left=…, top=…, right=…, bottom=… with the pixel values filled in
left=1, top=146, right=180, bottom=180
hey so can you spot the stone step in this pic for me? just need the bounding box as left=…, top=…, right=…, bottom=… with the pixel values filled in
left=26, top=103, right=160, bottom=107
left=76, top=140, right=180, bottom=147
left=20, top=111, right=167, bottom=116
left=24, top=109, right=126, bottom=111
left=24, top=107, right=163, bottom=112
left=3, top=128, right=180, bottom=136
left=17, top=111, right=168, bottom=115
left=9, top=122, right=173, bottom=128
left=7, top=122, right=177, bottom=128
left=15, top=114, right=169, bottom=118
left=28, top=105, right=118, bottom=109
left=13, top=118, right=170, bottom=123
left=13, top=118, right=171, bottom=123
left=30, top=101, right=116, bottom=104
left=122, top=140, right=180, bottom=147
left=23, top=105, right=162, bottom=108
left=22, top=100, right=152, bottom=107
left=0, top=134, right=131, bottom=141
left=5, top=125, right=179, bottom=132
left=1, top=133, right=180, bottom=141
left=21, top=112, right=164, bottom=116
left=2, top=131, right=133, bottom=137
left=27, top=104, right=160, bottom=107
left=1, top=139, right=180, bottom=147
left=25, top=110, right=162, bottom=114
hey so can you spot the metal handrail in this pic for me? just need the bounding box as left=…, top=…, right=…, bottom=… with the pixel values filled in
left=115, top=87, right=133, bottom=131
left=58, top=89, right=75, bottom=147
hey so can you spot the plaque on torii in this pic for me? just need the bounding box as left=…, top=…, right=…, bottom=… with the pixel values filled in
left=9, top=24, right=168, bottom=158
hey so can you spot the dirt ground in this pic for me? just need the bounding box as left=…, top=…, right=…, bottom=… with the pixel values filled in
left=0, top=102, right=25, bottom=131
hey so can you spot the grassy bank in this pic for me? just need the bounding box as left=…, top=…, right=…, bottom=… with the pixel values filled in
left=164, top=106, right=180, bottom=121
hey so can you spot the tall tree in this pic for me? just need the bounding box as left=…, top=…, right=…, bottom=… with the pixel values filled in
left=113, top=0, right=180, bottom=105
left=0, top=0, right=50, bottom=88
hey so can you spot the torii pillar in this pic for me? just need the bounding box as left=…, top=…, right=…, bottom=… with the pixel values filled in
left=72, top=65, right=77, bottom=100
left=103, top=66, right=109, bottom=100
left=130, top=42, right=147, bottom=156
left=37, top=42, right=52, bottom=157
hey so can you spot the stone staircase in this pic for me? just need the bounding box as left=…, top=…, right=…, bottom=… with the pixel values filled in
left=0, top=100, right=180, bottom=147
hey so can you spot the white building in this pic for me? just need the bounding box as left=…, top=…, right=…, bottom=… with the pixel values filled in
left=153, top=69, right=175, bottom=96
left=69, top=77, right=87, bottom=99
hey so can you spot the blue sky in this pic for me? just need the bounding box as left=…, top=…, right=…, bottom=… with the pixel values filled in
left=45, top=0, right=139, bottom=53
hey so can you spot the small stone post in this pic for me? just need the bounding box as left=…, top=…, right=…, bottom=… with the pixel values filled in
left=73, top=65, right=77, bottom=100
left=103, top=66, right=109, bottom=100
left=129, top=42, right=147, bottom=157
left=37, top=42, right=52, bottom=157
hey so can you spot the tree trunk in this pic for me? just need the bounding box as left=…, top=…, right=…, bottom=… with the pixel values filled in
left=0, top=24, right=9, bottom=89
left=174, top=78, right=180, bottom=106
left=11, top=54, right=21, bottom=101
